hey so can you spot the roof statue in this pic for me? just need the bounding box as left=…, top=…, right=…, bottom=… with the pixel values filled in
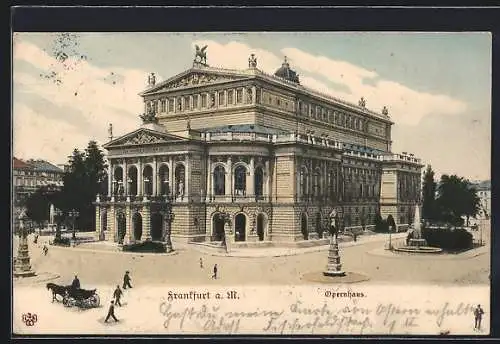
left=147, top=72, right=156, bottom=87
left=358, top=97, right=366, bottom=108
left=140, top=106, right=159, bottom=124
left=382, top=106, right=389, bottom=116
left=108, top=123, right=113, bottom=141
left=194, top=45, right=208, bottom=66
left=248, top=53, right=258, bottom=68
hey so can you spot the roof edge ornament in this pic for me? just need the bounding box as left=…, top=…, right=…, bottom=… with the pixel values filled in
left=248, top=53, right=258, bottom=68
left=140, top=105, right=159, bottom=124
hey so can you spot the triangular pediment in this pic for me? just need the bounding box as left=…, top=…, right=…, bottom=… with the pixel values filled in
left=104, top=128, right=187, bottom=149
left=140, top=68, right=252, bottom=96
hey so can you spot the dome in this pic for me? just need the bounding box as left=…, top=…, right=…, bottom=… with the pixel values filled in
left=274, top=57, right=300, bottom=84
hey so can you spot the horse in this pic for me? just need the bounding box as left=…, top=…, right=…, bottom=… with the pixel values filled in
left=46, top=283, right=70, bottom=302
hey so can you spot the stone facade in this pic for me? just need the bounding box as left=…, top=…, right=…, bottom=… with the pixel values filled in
left=94, top=55, right=423, bottom=245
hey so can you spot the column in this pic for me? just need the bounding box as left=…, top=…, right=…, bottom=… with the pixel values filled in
left=252, top=86, right=256, bottom=104
left=206, top=157, right=212, bottom=202
left=196, top=94, right=201, bottom=110
left=249, top=156, right=255, bottom=198
left=265, top=159, right=270, bottom=201
left=214, top=91, right=219, bottom=109
left=173, top=98, right=177, bottom=113
left=125, top=204, right=132, bottom=244
left=224, top=90, right=227, bottom=107
left=109, top=205, right=116, bottom=242
left=124, top=160, right=128, bottom=196
left=107, top=161, right=112, bottom=197
left=142, top=204, right=151, bottom=241
left=153, top=157, right=158, bottom=197
left=185, top=154, right=190, bottom=203
left=225, top=156, right=233, bottom=200
left=169, top=156, right=174, bottom=197
left=138, top=160, right=143, bottom=196
left=242, top=88, right=247, bottom=104
left=233, top=89, right=237, bottom=105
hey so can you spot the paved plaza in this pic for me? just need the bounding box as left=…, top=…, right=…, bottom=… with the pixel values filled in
left=13, top=222, right=490, bottom=287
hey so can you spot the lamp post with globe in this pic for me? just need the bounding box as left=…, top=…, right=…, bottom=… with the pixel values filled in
left=163, top=207, right=175, bottom=253
left=68, top=209, right=80, bottom=240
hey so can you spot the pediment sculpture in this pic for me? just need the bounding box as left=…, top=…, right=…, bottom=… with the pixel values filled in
left=123, top=132, right=167, bottom=145
left=162, top=73, right=241, bottom=90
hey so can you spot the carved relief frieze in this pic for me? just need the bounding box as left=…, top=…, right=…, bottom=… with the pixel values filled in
left=161, top=73, right=243, bottom=91
left=123, top=132, right=167, bottom=145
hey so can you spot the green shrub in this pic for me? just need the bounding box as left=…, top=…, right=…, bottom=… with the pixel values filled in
left=122, top=241, right=166, bottom=253
left=51, top=237, right=71, bottom=247
left=422, top=226, right=473, bottom=251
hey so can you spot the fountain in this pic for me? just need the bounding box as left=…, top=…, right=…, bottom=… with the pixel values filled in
left=393, top=204, right=442, bottom=254
left=408, top=204, right=427, bottom=248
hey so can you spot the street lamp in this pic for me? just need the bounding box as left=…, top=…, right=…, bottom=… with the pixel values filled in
left=68, top=209, right=80, bottom=240
left=54, top=208, right=63, bottom=239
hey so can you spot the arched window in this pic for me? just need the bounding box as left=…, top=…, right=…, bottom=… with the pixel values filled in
left=313, top=168, right=321, bottom=197
left=159, top=165, right=170, bottom=196
left=300, top=167, right=308, bottom=198
left=143, top=165, right=153, bottom=196
left=213, top=165, right=225, bottom=195
left=128, top=166, right=138, bottom=196
left=255, top=167, right=264, bottom=198
left=234, top=165, right=247, bottom=196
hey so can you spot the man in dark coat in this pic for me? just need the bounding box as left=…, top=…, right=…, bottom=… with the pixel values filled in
left=123, top=271, right=132, bottom=289
left=212, top=264, right=218, bottom=279
left=104, top=300, right=119, bottom=323
left=474, top=304, right=485, bottom=330
left=113, top=285, right=123, bottom=306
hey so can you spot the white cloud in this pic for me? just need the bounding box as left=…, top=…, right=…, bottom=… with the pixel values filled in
left=13, top=40, right=148, bottom=163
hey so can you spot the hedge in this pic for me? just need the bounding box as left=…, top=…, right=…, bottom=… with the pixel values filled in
left=422, top=226, right=473, bottom=251
left=51, top=237, right=71, bottom=247
left=122, top=241, right=166, bottom=253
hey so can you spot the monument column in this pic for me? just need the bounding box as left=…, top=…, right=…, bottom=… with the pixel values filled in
left=124, top=204, right=132, bottom=244
left=142, top=202, right=151, bottom=241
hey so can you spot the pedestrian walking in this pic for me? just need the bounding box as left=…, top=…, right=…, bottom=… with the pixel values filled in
left=199, top=257, right=203, bottom=269
left=474, top=304, right=484, bottom=330
left=212, top=264, right=218, bottom=279
left=43, top=245, right=48, bottom=255
left=104, top=300, right=119, bottom=323
left=123, top=271, right=133, bottom=289
left=113, top=285, right=123, bottom=306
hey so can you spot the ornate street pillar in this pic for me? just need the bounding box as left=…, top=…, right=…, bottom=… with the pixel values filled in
left=206, top=157, right=212, bottom=202
left=249, top=156, right=255, bottom=198
left=142, top=202, right=151, bottom=241
left=225, top=156, right=233, bottom=201
left=153, top=157, right=158, bottom=197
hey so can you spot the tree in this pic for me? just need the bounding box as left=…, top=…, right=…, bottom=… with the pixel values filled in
left=25, top=187, right=50, bottom=234
left=435, top=174, right=480, bottom=226
left=421, top=165, right=437, bottom=221
left=59, top=143, right=107, bottom=232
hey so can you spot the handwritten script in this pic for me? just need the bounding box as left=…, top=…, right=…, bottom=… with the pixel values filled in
left=158, top=299, right=476, bottom=334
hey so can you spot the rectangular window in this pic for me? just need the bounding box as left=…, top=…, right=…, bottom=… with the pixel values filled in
left=219, top=92, right=224, bottom=105
left=201, top=94, right=207, bottom=108
left=185, top=96, right=191, bottom=110
left=161, top=99, right=166, bottom=112
left=236, top=89, right=243, bottom=103
left=168, top=99, right=174, bottom=112
left=228, top=90, right=234, bottom=104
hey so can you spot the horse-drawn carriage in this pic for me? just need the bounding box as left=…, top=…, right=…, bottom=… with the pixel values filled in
left=46, top=283, right=100, bottom=309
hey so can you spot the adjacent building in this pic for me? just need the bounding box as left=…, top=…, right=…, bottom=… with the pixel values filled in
left=474, top=180, right=491, bottom=220
left=94, top=51, right=423, bottom=246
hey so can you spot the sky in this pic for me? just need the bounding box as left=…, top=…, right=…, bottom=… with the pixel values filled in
left=12, top=32, right=491, bottom=181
